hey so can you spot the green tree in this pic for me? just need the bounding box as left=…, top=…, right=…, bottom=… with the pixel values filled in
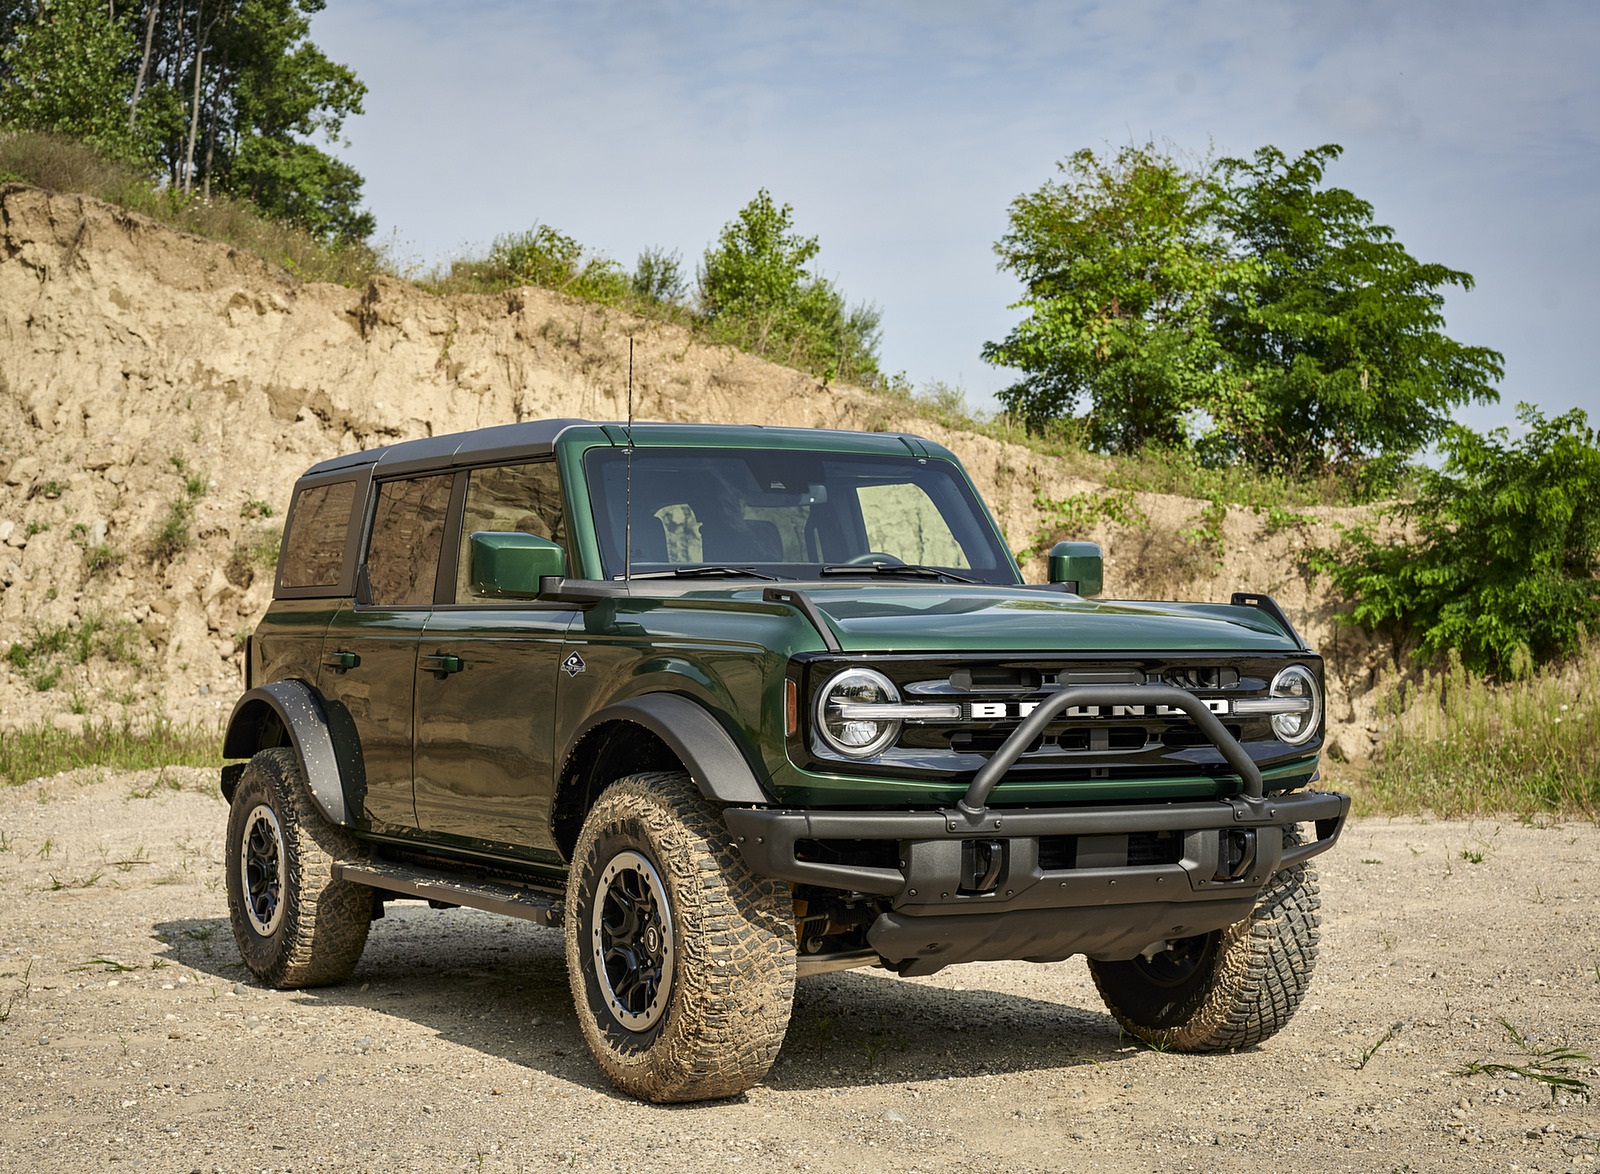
left=2, top=0, right=374, bottom=242
left=1212, top=145, right=1503, bottom=476
left=698, top=188, right=881, bottom=385
left=0, top=0, right=149, bottom=160
left=984, top=143, right=1503, bottom=473
left=981, top=143, right=1244, bottom=451
left=218, top=0, right=373, bottom=241
left=1316, top=405, right=1600, bottom=677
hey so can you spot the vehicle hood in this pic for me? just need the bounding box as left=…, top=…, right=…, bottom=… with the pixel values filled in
left=787, top=585, right=1304, bottom=654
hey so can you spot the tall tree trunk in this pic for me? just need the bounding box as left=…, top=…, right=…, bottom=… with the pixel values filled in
left=201, top=6, right=231, bottom=200
left=182, top=3, right=220, bottom=196
left=129, top=0, right=159, bottom=130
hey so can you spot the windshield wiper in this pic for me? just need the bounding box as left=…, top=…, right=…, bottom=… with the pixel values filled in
left=820, top=563, right=981, bottom=584
left=629, top=564, right=784, bottom=581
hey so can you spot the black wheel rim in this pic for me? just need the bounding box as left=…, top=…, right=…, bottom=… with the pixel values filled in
left=240, top=804, right=286, bottom=937
left=1132, top=932, right=1216, bottom=987
left=590, top=849, right=674, bottom=1032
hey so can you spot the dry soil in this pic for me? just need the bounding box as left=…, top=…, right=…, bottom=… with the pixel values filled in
left=2, top=767, right=1597, bottom=1173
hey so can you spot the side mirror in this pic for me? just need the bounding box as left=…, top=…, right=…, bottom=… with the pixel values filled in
left=468, top=531, right=565, bottom=599
left=1047, top=541, right=1103, bottom=596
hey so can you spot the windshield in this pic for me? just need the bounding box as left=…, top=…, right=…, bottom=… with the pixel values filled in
left=583, top=446, right=1019, bottom=584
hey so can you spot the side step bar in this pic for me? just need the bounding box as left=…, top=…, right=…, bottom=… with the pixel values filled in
left=335, top=861, right=565, bottom=928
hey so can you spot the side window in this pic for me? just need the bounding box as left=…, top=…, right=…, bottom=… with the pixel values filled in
left=366, top=474, right=454, bottom=606
left=279, top=480, right=356, bottom=589
left=455, top=461, right=568, bottom=602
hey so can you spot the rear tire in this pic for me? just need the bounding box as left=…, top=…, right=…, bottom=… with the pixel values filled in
left=1088, top=827, right=1321, bottom=1051
left=565, top=771, right=796, bottom=1102
left=225, top=747, right=370, bottom=988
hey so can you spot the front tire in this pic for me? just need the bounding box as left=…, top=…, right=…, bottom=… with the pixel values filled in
left=565, top=771, right=796, bottom=1103
left=225, top=747, right=371, bottom=988
left=1088, top=827, right=1321, bottom=1052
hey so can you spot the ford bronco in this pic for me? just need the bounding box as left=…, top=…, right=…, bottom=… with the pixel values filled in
left=221, top=419, right=1347, bottom=1102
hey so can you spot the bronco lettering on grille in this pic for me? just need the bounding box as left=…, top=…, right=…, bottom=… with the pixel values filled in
left=966, top=699, right=1231, bottom=720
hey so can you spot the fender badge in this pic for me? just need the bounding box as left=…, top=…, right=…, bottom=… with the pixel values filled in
left=561, top=652, right=587, bottom=677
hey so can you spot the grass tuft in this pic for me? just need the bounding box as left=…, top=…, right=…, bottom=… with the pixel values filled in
left=1460, top=1020, right=1594, bottom=1102
left=0, top=717, right=220, bottom=787
left=1358, top=638, right=1600, bottom=818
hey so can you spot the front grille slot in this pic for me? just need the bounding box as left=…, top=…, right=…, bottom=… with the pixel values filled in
left=947, top=730, right=1043, bottom=755
left=1037, top=832, right=1183, bottom=870
left=1161, top=723, right=1243, bottom=748
left=1054, top=726, right=1150, bottom=751
left=794, top=838, right=901, bottom=871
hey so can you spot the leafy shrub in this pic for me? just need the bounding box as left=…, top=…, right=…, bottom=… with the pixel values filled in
left=1315, top=405, right=1600, bottom=677
left=2, top=614, right=143, bottom=691
left=146, top=456, right=207, bottom=565
left=1019, top=489, right=1148, bottom=564
left=631, top=247, right=687, bottom=305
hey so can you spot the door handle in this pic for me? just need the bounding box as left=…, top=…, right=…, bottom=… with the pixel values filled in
left=422, top=653, right=464, bottom=677
left=322, top=650, right=360, bottom=671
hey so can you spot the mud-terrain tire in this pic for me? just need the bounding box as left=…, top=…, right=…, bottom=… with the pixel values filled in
left=565, top=770, right=796, bottom=1103
left=225, top=747, right=371, bottom=988
left=1088, top=827, right=1321, bottom=1052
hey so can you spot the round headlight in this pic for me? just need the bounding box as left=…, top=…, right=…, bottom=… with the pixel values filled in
left=1270, top=664, right=1322, bottom=745
left=815, top=668, right=901, bottom=759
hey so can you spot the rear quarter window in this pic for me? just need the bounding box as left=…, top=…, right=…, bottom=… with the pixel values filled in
left=278, top=480, right=357, bottom=590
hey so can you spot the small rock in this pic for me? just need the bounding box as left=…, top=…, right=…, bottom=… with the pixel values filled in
left=231, top=983, right=248, bottom=996
left=881, top=1109, right=907, bottom=1124
left=0, top=520, right=13, bottom=544
left=88, top=518, right=108, bottom=547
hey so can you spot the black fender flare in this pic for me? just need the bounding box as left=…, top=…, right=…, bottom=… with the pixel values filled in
left=221, top=680, right=351, bottom=826
left=566, top=692, right=771, bottom=805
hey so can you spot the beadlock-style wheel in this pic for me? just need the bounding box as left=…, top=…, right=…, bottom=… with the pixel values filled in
left=239, top=803, right=287, bottom=937
left=592, top=849, right=675, bottom=1031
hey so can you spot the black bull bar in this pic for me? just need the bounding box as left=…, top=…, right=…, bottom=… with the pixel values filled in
left=725, top=683, right=1349, bottom=911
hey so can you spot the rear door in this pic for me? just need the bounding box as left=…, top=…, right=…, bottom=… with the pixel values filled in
left=317, top=472, right=454, bottom=836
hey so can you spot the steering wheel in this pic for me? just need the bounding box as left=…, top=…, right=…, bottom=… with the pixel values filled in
left=842, top=552, right=905, bottom=566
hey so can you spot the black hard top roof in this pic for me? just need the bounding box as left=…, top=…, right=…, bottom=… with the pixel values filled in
left=300, top=419, right=937, bottom=481
left=303, top=418, right=594, bottom=478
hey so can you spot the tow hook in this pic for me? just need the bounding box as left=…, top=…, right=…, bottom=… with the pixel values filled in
left=960, top=839, right=1006, bottom=894
left=1216, top=828, right=1258, bottom=881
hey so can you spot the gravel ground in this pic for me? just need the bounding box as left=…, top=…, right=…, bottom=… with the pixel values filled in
left=2, top=767, right=1597, bottom=1173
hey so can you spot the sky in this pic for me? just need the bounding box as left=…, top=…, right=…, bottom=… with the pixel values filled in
left=311, top=1, right=1599, bottom=434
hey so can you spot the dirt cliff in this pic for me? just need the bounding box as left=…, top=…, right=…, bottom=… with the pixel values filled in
left=0, top=184, right=1392, bottom=750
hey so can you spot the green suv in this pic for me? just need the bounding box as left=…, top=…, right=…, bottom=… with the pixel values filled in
left=221, top=420, right=1347, bottom=1102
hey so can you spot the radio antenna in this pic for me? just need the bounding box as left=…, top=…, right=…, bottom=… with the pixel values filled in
left=624, top=337, right=634, bottom=581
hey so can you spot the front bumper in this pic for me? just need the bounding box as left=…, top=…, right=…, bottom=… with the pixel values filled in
left=724, top=788, right=1349, bottom=973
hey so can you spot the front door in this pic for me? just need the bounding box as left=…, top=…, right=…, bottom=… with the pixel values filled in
left=412, top=460, right=575, bottom=861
